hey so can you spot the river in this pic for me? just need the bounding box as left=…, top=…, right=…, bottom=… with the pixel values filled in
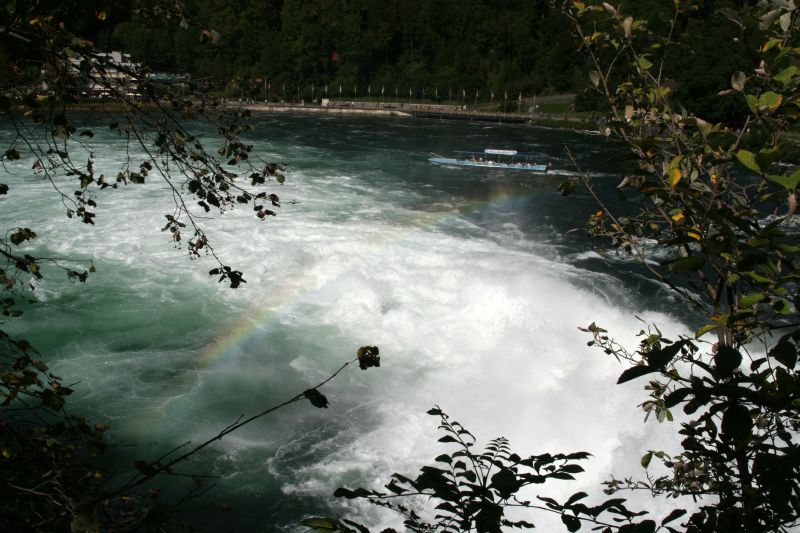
left=2, top=114, right=689, bottom=530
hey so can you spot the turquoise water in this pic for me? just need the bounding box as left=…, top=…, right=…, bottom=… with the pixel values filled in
left=1, top=115, right=688, bottom=530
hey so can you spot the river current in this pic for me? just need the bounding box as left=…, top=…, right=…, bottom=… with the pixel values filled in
left=2, top=114, right=690, bottom=530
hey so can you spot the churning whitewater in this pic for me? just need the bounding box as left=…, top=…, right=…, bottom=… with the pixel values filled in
left=2, top=115, right=688, bottom=530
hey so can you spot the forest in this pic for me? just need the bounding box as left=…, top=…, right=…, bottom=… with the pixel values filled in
left=100, top=0, right=756, bottom=121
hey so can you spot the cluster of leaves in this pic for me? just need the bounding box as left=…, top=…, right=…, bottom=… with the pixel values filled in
left=0, top=329, right=111, bottom=530
left=328, top=407, right=666, bottom=533
left=357, top=345, right=381, bottom=370
left=2, top=0, right=289, bottom=290
left=561, top=1, right=800, bottom=532
left=583, top=320, right=800, bottom=530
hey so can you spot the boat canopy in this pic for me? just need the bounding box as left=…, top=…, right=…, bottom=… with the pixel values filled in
left=484, top=149, right=517, bottom=155
left=453, top=150, right=539, bottom=161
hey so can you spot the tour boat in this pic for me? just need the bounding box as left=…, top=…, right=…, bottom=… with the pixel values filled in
left=429, top=149, right=550, bottom=172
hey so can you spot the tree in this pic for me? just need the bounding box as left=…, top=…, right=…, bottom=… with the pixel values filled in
left=328, top=1, right=800, bottom=531
left=563, top=1, right=800, bottom=530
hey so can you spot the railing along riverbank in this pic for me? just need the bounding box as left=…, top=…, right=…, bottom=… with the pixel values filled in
left=237, top=101, right=595, bottom=127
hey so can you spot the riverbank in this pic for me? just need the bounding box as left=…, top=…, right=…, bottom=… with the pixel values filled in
left=54, top=95, right=599, bottom=131
left=237, top=101, right=599, bottom=131
left=240, top=102, right=412, bottom=118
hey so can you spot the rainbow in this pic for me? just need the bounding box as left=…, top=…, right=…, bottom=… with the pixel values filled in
left=195, top=179, right=552, bottom=372
left=137, top=177, right=558, bottom=430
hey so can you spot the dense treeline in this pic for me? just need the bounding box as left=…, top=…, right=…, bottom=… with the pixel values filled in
left=108, top=0, right=578, bottom=100
left=101, top=0, right=754, bottom=120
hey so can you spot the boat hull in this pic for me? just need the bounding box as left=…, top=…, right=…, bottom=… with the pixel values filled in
left=429, top=157, right=548, bottom=172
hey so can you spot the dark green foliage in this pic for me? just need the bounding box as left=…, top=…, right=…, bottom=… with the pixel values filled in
left=335, top=407, right=652, bottom=532
left=31, top=0, right=768, bottom=119
left=1, top=330, right=109, bottom=531
left=109, top=0, right=581, bottom=99
left=566, top=1, right=800, bottom=531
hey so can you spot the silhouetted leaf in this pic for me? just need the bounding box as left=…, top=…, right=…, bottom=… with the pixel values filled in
left=304, top=388, right=329, bottom=409
left=721, top=403, right=752, bottom=441
left=661, top=509, right=687, bottom=525
left=356, top=345, right=380, bottom=370
left=617, top=365, right=656, bottom=384
left=333, top=487, right=371, bottom=499
left=671, top=255, right=705, bottom=274
left=475, top=501, right=503, bottom=533
left=646, top=341, right=685, bottom=368
left=641, top=451, right=653, bottom=468
left=490, top=467, right=520, bottom=499
left=715, top=346, right=742, bottom=376
left=664, top=387, right=691, bottom=408
left=770, top=341, right=797, bottom=369
left=561, top=513, right=581, bottom=532
left=565, top=492, right=588, bottom=506
left=619, top=521, right=656, bottom=533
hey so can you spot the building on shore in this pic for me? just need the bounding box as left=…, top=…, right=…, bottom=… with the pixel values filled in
left=62, top=51, right=142, bottom=98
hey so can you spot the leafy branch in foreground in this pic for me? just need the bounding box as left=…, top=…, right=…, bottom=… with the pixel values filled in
left=2, top=1, right=287, bottom=289
left=0, top=328, right=109, bottom=531
left=561, top=1, right=800, bottom=532
left=1, top=342, right=380, bottom=531
left=323, top=407, right=656, bottom=533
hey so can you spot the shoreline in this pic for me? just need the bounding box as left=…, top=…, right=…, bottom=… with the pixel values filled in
left=240, top=103, right=412, bottom=118
left=52, top=99, right=599, bottom=132
left=237, top=102, right=598, bottom=131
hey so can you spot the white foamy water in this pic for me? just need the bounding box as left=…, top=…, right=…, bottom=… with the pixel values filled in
left=1, top=115, right=694, bottom=530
